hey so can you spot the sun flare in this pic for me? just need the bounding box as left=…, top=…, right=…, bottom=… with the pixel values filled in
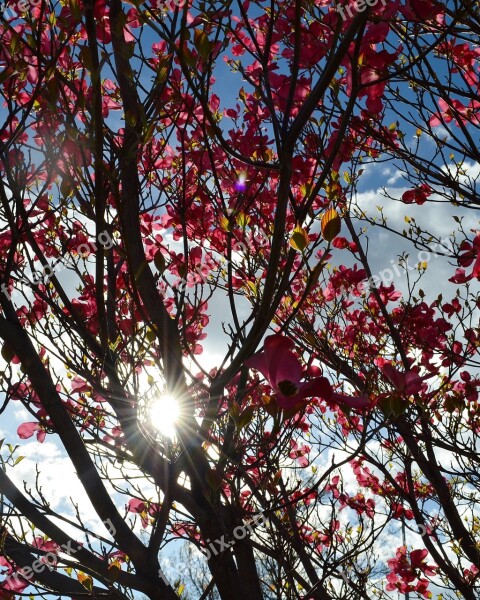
left=147, top=393, right=180, bottom=439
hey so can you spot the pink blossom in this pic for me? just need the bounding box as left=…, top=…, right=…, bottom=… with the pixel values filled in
left=17, top=421, right=46, bottom=443
left=289, top=440, right=310, bottom=467
left=381, top=363, right=430, bottom=395
left=402, top=184, right=433, bottom=205
left=247, top=335, right=370, bottom=411
left=127, top=498, right=160, bottom=528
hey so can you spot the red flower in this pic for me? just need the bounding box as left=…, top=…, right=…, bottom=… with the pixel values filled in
left=289, top=440, right=310, bottom=467
left=381, top=363, right=430, bottom=395
left=17, top=421, right=46, bottom=443
left=127, top=498, right=160, bottom=528
left=410, top=549, right=437, bottom=576
left=448, top=235, right=480, bottom=283
left=430, top=98, right=474, bottom=128
left=402, top=184, right=433, bottom=205
left=460, top=235, right=480, bottom=280
left=246, top=335, right=370, bottom=411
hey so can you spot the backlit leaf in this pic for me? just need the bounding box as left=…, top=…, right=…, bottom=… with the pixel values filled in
left=1, top=343, right=15, bottom=363
left=77, top=573, right=93, bottom=591
left=154, top=251, right=166, bottom=273
left=321, top=208, right=341, bottom=242
left=290, top=226, right=309, bottom=252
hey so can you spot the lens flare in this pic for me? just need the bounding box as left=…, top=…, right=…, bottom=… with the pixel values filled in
left=234, top=172, right=248, bottom=192
left=148, top=393, right=180, bottom=438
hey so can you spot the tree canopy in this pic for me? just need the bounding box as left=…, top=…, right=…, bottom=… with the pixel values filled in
left=0, top=0, right=479, bottom=599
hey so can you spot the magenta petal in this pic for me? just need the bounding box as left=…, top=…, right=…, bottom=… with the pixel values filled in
left=276, top=376, right=332, bottom=409
left=276, top=395, right=301, bottom=409
left=245, top=351, right=270, bottom=381
left=404, top=372, right=423, bottom=394
left=332, top=392, right=371, bottom=410
left=298, top=377, right=333, bottom=400
left=264, top=334, right=295, bottom=354
left=4, top=575, right=29, bottom=592
left=17, top=421, right=39, bottom=439
left=128, top=498, right=147, bottom=513
left=269, top=350, right=303, bottom=389
left=381, top=363, right=405, bottom=391
left=405, top=371, right=433, bottom=394
left=472, top=252, right=480, bottom=279
left=264, top=335, right=302, bottom=387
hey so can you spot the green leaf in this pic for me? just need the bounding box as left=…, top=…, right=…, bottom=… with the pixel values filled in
left=236, top=212, right=250, bottom=228
left=379, top=395, right=407, bottom=417
left=1, top=342, right=15, bottom=363
left=229, top=401, right=240, bottom=420
left=321, top=208, right=341, bottom=242
left=125, top=110, right=139, bottom=127
left=307, top=261, right=324, bottom=291
left=290, top=226, right=309, bottom=252
left=77, top=573, right=93, bottom=591
left=60, top=177, right=74, bottom=198
left=236, top=406, right=255, bottom=430
left=194, top=29, right=213, bottom=60
left=154, top=251, right=166, bottom=274
left=263, top=398, right=278, bottom=418
left=146, top=328, right=156, bottom=343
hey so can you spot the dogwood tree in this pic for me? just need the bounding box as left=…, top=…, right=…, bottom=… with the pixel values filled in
left=0, top=0, right=478, bottom=599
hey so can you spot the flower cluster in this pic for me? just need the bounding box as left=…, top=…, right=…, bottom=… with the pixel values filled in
left=386, top=547, right=437, bottom=598
left=246, top=334, right=370, bottom=411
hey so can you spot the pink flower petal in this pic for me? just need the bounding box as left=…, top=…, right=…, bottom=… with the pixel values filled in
left=410, top=548, right=428, bottom=567
left=245, top=351, right=269, bottom=380
left=448, top=268, right=471, bottom=284
left=472, top=252, right=480, bottom=279
left=332, top=392, right=371, bottom=410
left=382, top=364, right=405, bottom=390
left=17, top=421, right=39, bottom=439
left=276, top=393, right=304, bottom=410
left=269, top=350, right=303, bottom=390
left=298, top=377, right=332, bottom=400
left=4, top=574, right=29, bottom=592
left=70, top=376, right=90, bottom=393
left=127, top=498, right=146, bottom=513
left=404, top=372, right=424, bottom=394
left=263, top=335, right=302, bottom=387
left=247, top=335, right=303, bottom=391
left=263, top=334, right=295, bottom=354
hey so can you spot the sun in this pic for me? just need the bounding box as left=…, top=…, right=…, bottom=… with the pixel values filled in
left=147, top=393, right=180, bottom=439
